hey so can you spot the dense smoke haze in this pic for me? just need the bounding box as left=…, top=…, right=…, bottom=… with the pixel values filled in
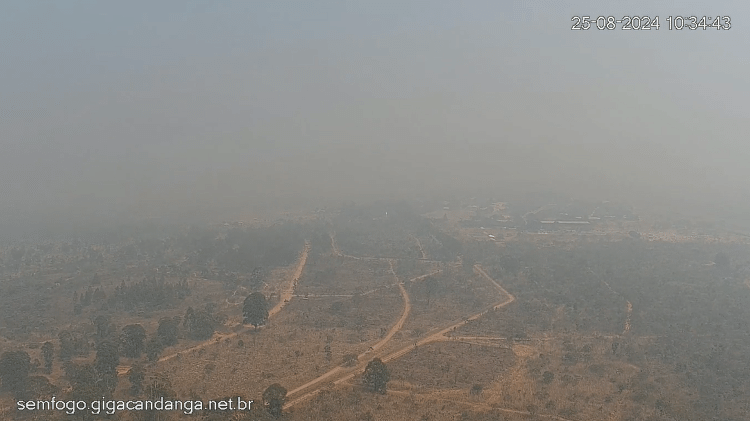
left=2, top=1, right=748, bottom=238
left=5, top=4, right=750, bottom=421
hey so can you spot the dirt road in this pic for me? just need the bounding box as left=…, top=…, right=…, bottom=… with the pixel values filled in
left=331, top=231, right=450, bottom=264
left=623, top=300, right=632, bottom=334
left=371, top=261, right=411, bottom=354
left=381, top=389, right=575, bottom=421
left=601, top=278, right=633, bottom=336
left=522, top=203, right=555, bottom=225
left=284, top=264, right=514, bottom=409
left=330, top=231, right=362, bottom=260
left=330, top=232, right=341, bottom=256
left=269, top=242, right=309, bottom=318
left=285, top=259, right=411, bottom=401
left=376, top=264, right=514, bottom=364
left=117, top=242, right=310, bottom=376
left=411, top=235, right=427, bottom=259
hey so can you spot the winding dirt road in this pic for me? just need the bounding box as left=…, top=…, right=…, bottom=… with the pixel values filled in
left=285, top=259, right=411, bottom=401
left=284, top=264, right=514, bottom=409
left=377, top=264, right=514, bottom=364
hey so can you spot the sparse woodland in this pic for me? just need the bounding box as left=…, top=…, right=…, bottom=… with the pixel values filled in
left=1, top=202, right=749, bottom=420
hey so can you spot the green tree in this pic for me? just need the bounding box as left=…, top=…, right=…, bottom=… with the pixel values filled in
left=185, top=306, right=198, bottom=334
left=324, top=343, right=332, bottom=362
left=121, top=324, right=147, bottom=358
left=470, top=383, right=484, bottom=396
left=41, top=341, right=54, bottom=374
left=141, top=373, right=176, bottom=421
left=157, top=316, right=180, bottom=346
left=243, top=292, right=269, bottom=328
left=362, top=358, right=390, bottom=394
left=145, top=336, right=163, bottom=362
left=93, top=314, right=115, bottom=341
left=94, top=340, right=119, bottom=395
left=58, top=330, right=75, bottom=361
left=128, top=362, right=145, bottom=396
left=0, top=350, right=31, bottom=397
left=185, top=309, right=216, bottom=340
left=542, top=371, right=555, bottom=384
left=64, top=362, right=104, bottom=421
left=262, top=383, right=287, bottom=418
left=342, top=353, right=358, bottom=367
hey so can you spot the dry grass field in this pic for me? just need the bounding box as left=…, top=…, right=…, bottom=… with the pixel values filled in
left=387, top=341, right=515, bottom=392
left=3, top=210, right=750, bottom=421
left=295, top=256, right=395, bottom=296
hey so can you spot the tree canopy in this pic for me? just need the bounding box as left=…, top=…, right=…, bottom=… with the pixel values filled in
left=184, top=308, right=217, bottom=340
left=41, top=341, right=54, bottom=374
left=0, top=350, right=31, bottom=397
left=243, top=292, right=269, bottom=328
left=94, top=340, right=119, bottom=394
left=158, top=316, right=181, bottom=346
left=262, top=383, right=287, bottom=418
left=120, top=324, right=146, bottom=358
left=363, top=358, right=390, bottom=394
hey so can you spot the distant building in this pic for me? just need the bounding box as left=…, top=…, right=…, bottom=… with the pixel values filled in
left=540, top=220, right=592, bottom=230
left=492, top=202, right=507, bottom=213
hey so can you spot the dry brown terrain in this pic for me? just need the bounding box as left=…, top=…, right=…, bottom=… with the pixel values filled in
left=4, top=211, right=749, bottom=421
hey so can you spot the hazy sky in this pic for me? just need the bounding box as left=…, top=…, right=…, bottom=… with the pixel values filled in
left=2, top=1, right=748, bottom=235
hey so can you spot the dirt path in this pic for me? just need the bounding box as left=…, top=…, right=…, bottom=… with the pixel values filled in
left=383, top=389, right=575, bottom=421
left=334, top=376, right=577, bottom=420
left=330, top=231, right=362, bottom=260
left=376, top=265, right=514, bottom=364
left=411, top=235, right=427, bottom=259
left=446, top=336, right=510, bottom=348
left=473, top=265, right=515, bottom=303
left=331, top=231, right=448, bottom=264
left=601, top=278, right=633, bottom=336
left=285, top=259, right=411, bottom=402
left=324, top=376, right=577, bottom=421
left=284, top=264, right=514, bottom=409
left=522, top=203, right=555, bottom=225
left=269, top=242, right=309, bottom=318
left=294, top=269, right=439, bottom=300
left=117, top=242, right=310, bottom=376
left=449, top=336, right=507, bottom=341
left=225, top=285, right=249, bottom=306
left=371, top=261, right=411, bottom=354
left=330, top=232, right=341, bottom=256
left=623, top=300, right=632, bottom=334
